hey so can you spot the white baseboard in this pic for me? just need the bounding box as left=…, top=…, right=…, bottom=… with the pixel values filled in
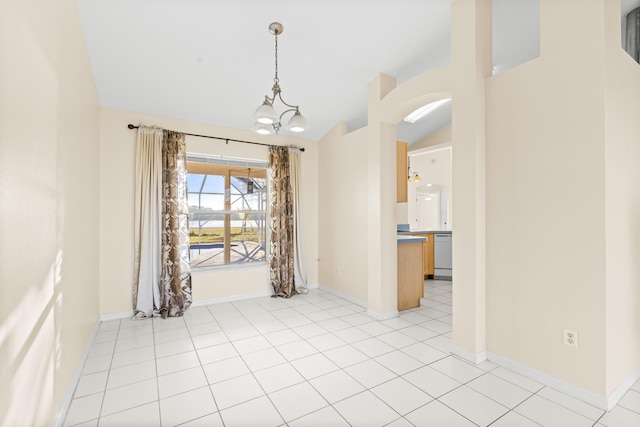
left=294, top=283, right=318, bottom=295
left=450, top=343, right=487, bottom=364
left=100, top=310, right=134, bottom=322
left=486, top=351, right=640, bottom=411
left=366, top=309, right=399, bottom=321
left=316, top=284, right=398, bottom=320
left=317, top=284, right=368, bottom=308
left=100, top=288, right=290, bottom=319
left=191, top=290, right=272, bottom=307
left=52, top=319, right=101, bottom=427
left=605, top=364, right=640, bottom=410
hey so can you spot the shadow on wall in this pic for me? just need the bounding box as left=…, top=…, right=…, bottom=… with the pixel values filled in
left=1, top=250, right=65, bottom=426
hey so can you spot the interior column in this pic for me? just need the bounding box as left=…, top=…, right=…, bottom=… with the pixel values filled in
left=450, top=0, right=491, bottom=360
left=366, top=73, right=399, bottom=319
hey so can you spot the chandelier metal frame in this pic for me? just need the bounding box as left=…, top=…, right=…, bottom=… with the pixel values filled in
left=252, top=22, right=307, bottom=135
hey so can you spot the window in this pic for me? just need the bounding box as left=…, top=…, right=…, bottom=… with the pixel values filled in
left=187, top=157, right=268, bottom=268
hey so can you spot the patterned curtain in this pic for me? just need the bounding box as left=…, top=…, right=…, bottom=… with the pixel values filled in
left=269, top=145, right=296, bottom=297
left=160, top=130, right=192, bottom=317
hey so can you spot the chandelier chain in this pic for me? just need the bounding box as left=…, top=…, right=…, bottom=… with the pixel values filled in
left=273, top=33, right=279, bottom=85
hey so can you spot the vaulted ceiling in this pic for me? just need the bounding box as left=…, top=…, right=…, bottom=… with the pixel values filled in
left=77, top=0, right=640, bottom=145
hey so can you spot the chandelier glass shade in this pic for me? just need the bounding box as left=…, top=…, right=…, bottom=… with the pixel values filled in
left=407, top=156, right=421, bottom=183
left=253, top=22, right=308, bottom=135
left=408, top=171, right=421, bottom=182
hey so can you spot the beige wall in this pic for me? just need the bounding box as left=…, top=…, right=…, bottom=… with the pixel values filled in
left=318, top=0, right=640, bottom=405
left=486, top=57, right=607, bottom=394
left=99, top=108, right=318, bottom=315
left=2, top=1, right=639, bottom=423
left=412, top=123, right=452, bottom=151
left=485, top=0, right=640, bottom=399
left=316, top=28, right=456, bottom=318
left=317, top=123, right=369, bottom=303
left=603, top=1, right=640, bottom=396
left=0, top=1, right=101, bottom=425
left=317, top=75, right=402, bottom=316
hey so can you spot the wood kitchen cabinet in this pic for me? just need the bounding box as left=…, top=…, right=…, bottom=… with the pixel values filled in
left=397, top=239, right=424, bottom=311
left=396, top=141, right=408, bottom=203
left=415, top=233, right=434, bottom=277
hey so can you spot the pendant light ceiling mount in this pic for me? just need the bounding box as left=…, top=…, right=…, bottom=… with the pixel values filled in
left=252, top=22, right=308, bottom=135
left=268, top=22, right=283, bottom=36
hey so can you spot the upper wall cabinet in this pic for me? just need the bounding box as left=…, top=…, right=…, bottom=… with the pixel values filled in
left=397, top=141, right=408, bottom=203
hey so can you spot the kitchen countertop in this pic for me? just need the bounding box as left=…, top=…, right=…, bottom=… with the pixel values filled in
left=397, top=230, right=452, bottom=235
left=397, top=234, right=427, bottom=243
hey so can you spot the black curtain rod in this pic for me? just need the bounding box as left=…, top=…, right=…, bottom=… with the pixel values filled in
left=127, top=124, right=305, bottom=152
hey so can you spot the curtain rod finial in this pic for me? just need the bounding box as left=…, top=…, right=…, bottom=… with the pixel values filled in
left=128, top=124, right=137, bottom=129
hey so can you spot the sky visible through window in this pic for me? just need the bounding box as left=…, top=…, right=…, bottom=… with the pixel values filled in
left=187, top=164, right=267, bottom=267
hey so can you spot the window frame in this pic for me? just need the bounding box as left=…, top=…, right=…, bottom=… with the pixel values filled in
left=187, top=155, right=269, bottom=269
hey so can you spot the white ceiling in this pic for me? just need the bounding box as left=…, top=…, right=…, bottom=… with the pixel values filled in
left=77, top=0, right=640, bottom=145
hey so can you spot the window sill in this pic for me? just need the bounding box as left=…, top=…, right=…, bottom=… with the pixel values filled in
left=190, top=261, right=268, bottom=273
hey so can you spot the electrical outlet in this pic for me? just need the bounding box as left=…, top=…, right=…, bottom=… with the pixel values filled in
left=563, top=329, right=579, bottom=348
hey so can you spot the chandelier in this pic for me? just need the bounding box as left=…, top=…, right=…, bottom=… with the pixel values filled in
left=252, top=22, right=308, bottom=135
left=408, top=156, right=421, bottom=182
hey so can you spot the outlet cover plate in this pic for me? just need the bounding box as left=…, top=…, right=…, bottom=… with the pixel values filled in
left=564, top=329, right=579, bottom=348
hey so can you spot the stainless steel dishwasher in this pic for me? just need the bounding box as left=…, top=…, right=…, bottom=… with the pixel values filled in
left=434, top=233, right=452, bottom=279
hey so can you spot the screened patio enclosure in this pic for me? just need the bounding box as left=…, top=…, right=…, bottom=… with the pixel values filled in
left=186, top=159, right=267, bottom=267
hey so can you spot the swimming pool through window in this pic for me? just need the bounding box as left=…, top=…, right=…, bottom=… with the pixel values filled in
left=187, top=157, right=267, bottom=268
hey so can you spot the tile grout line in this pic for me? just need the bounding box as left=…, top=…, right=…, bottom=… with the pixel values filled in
left=528, top=385, right=606, bottom=424
left=76, top=284, right=432, bottom=426
left=225, top=294, right=392, bottom=424
left=250, top=293, right=357, bottom=425
left=202, top=302, right=239, bottom=423
left=218, top=299, right=291, bottom=425
left=184, top=306, right=224, bottom=425
left=505, top=391, right=546, bottom=426
left=95, top=318, right=120, bottom=426
left=68, top=281, right=638, bottom=427
left=151, top=316, right=163, bottom=427
left=275, top=294, right=441, bottom=424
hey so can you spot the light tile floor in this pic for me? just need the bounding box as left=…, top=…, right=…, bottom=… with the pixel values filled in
left=64, top=280, right=640, bottom=427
